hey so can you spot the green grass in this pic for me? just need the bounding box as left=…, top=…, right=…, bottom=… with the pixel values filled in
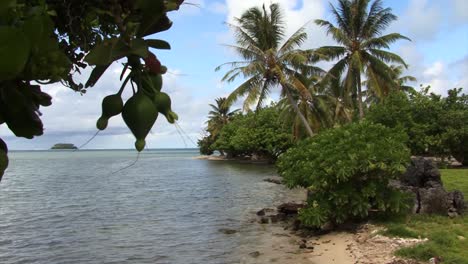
left=381, top=169, right=468, bottom=264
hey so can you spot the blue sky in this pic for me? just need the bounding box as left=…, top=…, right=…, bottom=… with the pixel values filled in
left=1, top=0, right=467, bottom=150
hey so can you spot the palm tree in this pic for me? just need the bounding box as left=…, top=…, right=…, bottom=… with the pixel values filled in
left=278, top=73, right=333, bottom=139
left=364, top=64, right=417, bottom=104
left=315, top=0, right=410, bottom=119
left=206, top=97, right=240, bottom=139
left=390, top=65, right=417, bottom=93
left=216, top=3, right=322, bottom=137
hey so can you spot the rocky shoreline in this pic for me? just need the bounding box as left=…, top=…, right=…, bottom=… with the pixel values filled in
left=205, top=155, right=464, bottom=263
left=241, top=184, right=427, bottom=264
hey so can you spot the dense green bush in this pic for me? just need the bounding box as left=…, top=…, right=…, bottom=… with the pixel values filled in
left=277, top=122, right=410, bottom=227
left=197, top=135, right=214, bottom=155
left=367, top=88, right=468, bottom=164
left=212, top=106, right=293, bottom=161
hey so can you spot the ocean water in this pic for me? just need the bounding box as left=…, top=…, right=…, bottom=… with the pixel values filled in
left=0, top=149, right=294, bottom=264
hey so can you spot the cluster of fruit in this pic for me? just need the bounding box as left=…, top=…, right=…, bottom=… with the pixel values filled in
left=0, top=0, right=184, bottom=179
left=96, top=52, right=178, bottom=152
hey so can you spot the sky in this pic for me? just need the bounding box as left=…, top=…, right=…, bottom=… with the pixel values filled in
left=2, top=0, right=467, bottom=150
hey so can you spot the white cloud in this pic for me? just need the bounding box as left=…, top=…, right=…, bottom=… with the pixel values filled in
left=207, top=1, right=227, bottom=14
left=452, top=0, right=468, bottom=22
left=395, top=43, right=467, bottom=95
left=395, top=0, right=443, bottom=40
left=224, top=0, right=332, bottom=49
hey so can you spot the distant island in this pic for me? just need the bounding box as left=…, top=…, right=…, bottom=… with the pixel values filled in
left=51, top=143, right=78, bottom=150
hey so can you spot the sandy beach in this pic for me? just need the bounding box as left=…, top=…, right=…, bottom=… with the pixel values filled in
left=233, top=176, right=427, bottom=264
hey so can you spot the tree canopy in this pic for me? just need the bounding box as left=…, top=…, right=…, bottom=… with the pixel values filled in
left=0, top=0, right=185, bottom=180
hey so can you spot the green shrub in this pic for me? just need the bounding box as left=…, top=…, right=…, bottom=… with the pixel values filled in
left=212, top=105, right=293, bottom=160
left=197, top=136, right=215, bottom=155
left=367, top=88, right=468, bottom=164
left=277, top=121, right=411, bottom=227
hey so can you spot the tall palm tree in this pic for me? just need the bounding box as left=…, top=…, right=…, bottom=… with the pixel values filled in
left=206, top=97, right=240, bottom=139
left=315, top=0, right=410, bottom=119
left=216, top=3, right=322, bottom=137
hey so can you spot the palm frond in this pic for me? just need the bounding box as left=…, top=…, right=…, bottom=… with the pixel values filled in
left=362, top=33, right=410, bottom=49
left=368, top=48, right=408, bottom=67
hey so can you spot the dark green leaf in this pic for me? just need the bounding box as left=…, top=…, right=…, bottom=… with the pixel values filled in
left=85, top=64, right=111, bottom=88
left=145, top=39, right=171, bottom=50
left=84, top=38, right=129, bottom=65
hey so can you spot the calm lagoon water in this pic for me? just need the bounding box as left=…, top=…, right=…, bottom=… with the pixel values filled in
left=0, top=149, right=292, bottom=264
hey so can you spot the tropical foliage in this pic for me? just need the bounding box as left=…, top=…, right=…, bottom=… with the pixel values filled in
left=315, top=0, right=410, bottom=119
left=367, top=87, right=468, bottom=165
left=0, top=0, right=184, bottom=180
left=198, top=97, right=239, bottom=155
left=216, top=3, right=323, bottom=137
left=210, top=105, right=293, bottom=161
left=277, top=122, right=411, bottom=227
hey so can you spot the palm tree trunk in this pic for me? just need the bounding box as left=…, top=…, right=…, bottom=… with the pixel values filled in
left=283, top=84, right=314, bottom=137
left=357, top=74, right=364, bottom=119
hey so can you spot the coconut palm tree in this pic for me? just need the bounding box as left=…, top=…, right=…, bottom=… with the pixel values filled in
left=216, top=3, right=322, bottom=137
left=315, top=0, right=410, bottom=119
left=278, top=72, right=333, bottom=139
left=364, top=64, right=417, bottom=104
left=206, top=97, right=240, bottom=139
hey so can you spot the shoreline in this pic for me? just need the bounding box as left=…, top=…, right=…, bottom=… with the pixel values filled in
left=194, top=155, right=273, bottom=164
left=194, top=153, right=428, bottom=263
left=239, top=179, right=426, bottom=264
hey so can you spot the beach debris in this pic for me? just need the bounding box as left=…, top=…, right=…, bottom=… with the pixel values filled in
left=248, top=251, right=261, bottom=258
left=429, top=256, right=442, bottom=264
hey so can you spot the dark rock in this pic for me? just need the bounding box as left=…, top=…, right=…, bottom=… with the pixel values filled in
left=248, top=251, right=260, bottom=258
left=278, top=202, right=306, bottom=215
left=219, top=228, right=237, bottom=235
left=276, top=212, right=287, bottom=221
left=393, top=157, right=465, bottom=216
left=259, top=217, right=269, bottom=224
left=292, top=219, right=301, bottom=231
left=400, top=157, right=442, bottom=187
left=418, top=187, right=451, bottom=214
left=256, top=209, right=266, bottom=216
left=448, top=190, right=465, bottom=214
left=263, top=178, right=282, bottom=184
left=270, top=214, right=279, bottom=223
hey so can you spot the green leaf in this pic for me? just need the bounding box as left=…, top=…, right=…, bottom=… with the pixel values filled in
left=0, top=26, right=30, bottom=81
left=145, top=39, right=171, bottom=50
left=130, top=38, right=149, bottom=58
left=134, top=0, right=165, bottom=37
left=0, top=0, right=15, bottom=16
left=85, top=64, right=111, bottom=88
left=85, top=38, right=129, bottom=65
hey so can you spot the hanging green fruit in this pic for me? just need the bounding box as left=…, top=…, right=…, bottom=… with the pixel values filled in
left=96, top=94, right=123, bottom=130
left=152, top=91, right=178, bottom=124
left=122, top=92, right=158, bottom=151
